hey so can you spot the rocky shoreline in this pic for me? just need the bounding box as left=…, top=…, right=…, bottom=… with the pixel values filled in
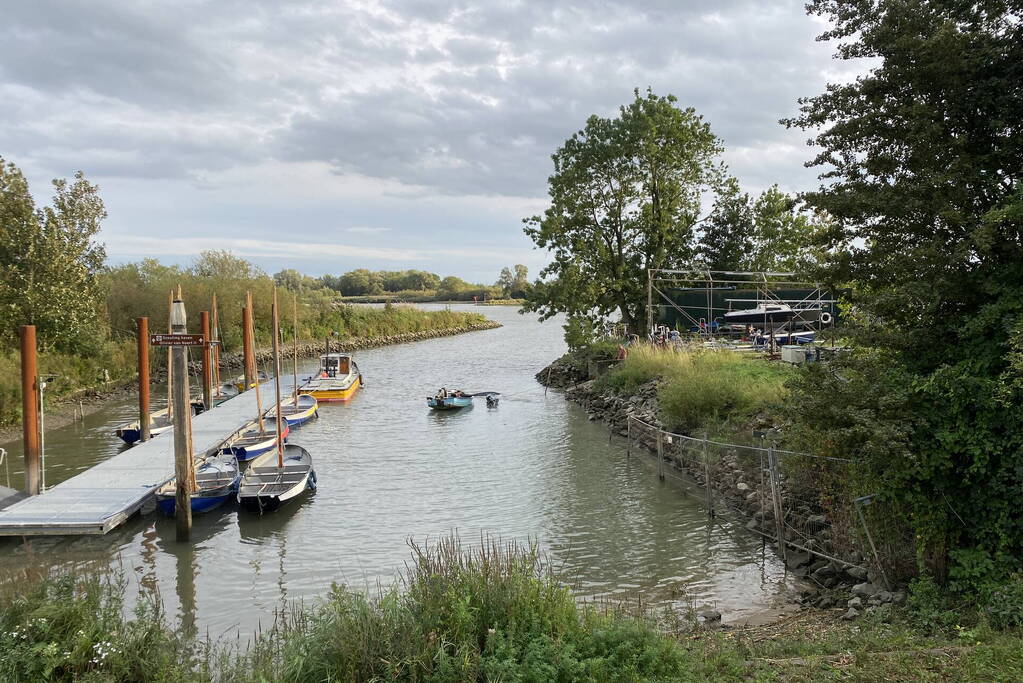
left=537, top=354, right=903, bottom=621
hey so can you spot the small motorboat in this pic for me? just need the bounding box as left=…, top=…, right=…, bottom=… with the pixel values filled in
left=221, top=422, right=289, bottom=462
left=114, top=401, right=204, bottom=445
left=154, top=453, right=240, bottom=516
left=723, top=303, right=796, bottom=325
left=237, top=443, right=316, bottom=514
left=300, top=353, right=362, bottom=401
left=271, top=393, right=319, bottom=428
left=427, top=391, right=473, bottom=410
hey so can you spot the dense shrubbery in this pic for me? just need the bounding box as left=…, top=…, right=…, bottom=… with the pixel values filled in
left=596, top=347, right=791, bottom=434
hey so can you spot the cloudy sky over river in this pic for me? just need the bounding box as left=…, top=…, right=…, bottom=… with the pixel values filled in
left=1, top=1, right=864, bottom=281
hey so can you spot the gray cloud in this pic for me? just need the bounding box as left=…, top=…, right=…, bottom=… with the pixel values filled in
left=0, top=1, right=851, bottom=275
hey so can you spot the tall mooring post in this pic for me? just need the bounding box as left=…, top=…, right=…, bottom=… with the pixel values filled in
left=20, top=325, right=41, bottom=495
left=137, top=317, right=151, bottom=441
left=170, top=297, right=194, bottom=541
left=242, top=305, right=254, bottom=390
left=200, top=311, right=212, bottom=410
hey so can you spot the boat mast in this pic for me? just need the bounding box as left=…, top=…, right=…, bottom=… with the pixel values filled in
left=292, top=294, right=299, bottom=404
left=271, top=287, right=285, bottom=468
left=166, top=289, right=173, bottom=419
left=211, top=293, right=222, bottom=396
left=247, top=291, right=265, bottom=432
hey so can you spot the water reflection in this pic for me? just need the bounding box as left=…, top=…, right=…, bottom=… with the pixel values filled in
left=0, top=305, right=801, bottom=632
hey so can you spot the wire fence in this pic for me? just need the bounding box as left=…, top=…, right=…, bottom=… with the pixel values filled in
left=625, top=416, right=905, bottom=584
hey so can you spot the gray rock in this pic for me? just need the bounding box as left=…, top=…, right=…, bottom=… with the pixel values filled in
left=845, top=566, right=869, bottom=582
left=841, top=607, right=860, bottom=621
left=785, top=551, right=812, bottom=570
left=847, top=596, right=863, bottom=609
left=814, top=595, right=836, bottom=609
left=852, top=582, right=879, bottom=598
left=892, top=591, right=907, bottom=605
left=736, top=482, right=749, bottom=492
left=698, top=609, right=722, bottom=622
left=811, top=565, right=838, bottom=583
left=792, top=566, right=810, bottom=579
left=807, top=514, right=827, bottom=527
left=876, top=591, right=894, bottom=604
left=808, top=559, right=830, bottom=574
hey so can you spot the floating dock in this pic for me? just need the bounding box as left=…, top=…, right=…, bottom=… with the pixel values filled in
left=0, top=386, right=272, bottom=536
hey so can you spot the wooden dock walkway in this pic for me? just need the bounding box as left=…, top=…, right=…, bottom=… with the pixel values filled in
left=0, top=386, right=271, bottom=536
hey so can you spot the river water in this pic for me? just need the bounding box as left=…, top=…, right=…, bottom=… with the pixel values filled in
left=0, top=305, right=800, bottom=634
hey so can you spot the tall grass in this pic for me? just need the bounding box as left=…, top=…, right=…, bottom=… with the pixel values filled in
left=0, top=538, right=698, bottom=682
left=597, top=347, right=792, bottom=433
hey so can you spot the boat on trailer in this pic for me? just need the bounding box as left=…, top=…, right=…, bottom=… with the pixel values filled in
left=154, top=453, right=240, bottom=516
left=723, top=303, right=797, bottom=325
left=237, top=444, right=316, bottom=513
left=300, top=353, right=362, bottom=402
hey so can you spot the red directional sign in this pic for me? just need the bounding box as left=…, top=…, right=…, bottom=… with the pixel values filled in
left=150, top=334, right=205, bottom=347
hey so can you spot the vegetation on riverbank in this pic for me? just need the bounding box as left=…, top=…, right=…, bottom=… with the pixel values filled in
left=2, top=540, right=1022, bottom=682
left=0, top=304, right=493, bottom=430
left=584, top=345, right=792, bottom=437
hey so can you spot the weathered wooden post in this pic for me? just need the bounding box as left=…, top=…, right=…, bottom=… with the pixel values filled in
left=200, top=311, right=212, bottom=410
left=656, top=428, right=665, bottom=482
left=137, top=317, right=151, bottom=441
left=170, top=296, right=193, bottom=541
left=20, top=325, right=41, bottom=495
left=242, top=305, right=254, bottom=390
left=703, top=433, right=712, bottom=517
left=767, top=445, right=786, bottom=561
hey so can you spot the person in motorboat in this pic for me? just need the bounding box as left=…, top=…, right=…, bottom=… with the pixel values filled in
left=435, top=387, right=448, bottom=400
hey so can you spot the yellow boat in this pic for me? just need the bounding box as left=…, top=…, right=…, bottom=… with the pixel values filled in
left=231, top=369, right=269, bottom=392
left=300, top=353, right=362, bottom=402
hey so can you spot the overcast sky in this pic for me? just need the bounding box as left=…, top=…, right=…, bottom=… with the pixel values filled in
left=0, top=1, right=859, bottom=283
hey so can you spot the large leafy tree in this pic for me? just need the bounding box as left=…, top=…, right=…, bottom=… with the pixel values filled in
left=696, top=177, right=754, bottom=271
left=524, top=89, right=726, bottom=334
left=785, top=0, right=1023, bottom=583
left=0, top=158, right=107, bottom=352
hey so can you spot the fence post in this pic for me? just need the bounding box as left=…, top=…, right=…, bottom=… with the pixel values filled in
left=703, top=434, right=712, bottom=517
left=656, top=428, right=664, bottom=481
left=767, top=445, right=786, bottom=561
left=626, top=418, right=631, bottom=458
left=855, top=495, right=892, bottom=590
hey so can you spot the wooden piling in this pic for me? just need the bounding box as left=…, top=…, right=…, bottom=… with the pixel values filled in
left=137, top=317, right=151, bottom=441
left=170, top=297, right=193, bottom=541
left=20, top=326, right=40, bottom=496
left=211, top=295, right=222, bottom=394
left=200, top=311, right=212, bottom=410
left=242, top=305, right=254, bottom=390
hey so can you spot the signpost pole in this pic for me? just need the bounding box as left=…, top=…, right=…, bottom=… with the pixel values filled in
left=170, top=297, right=193, bottom=541
left=200, top=311, right=212, bottom=410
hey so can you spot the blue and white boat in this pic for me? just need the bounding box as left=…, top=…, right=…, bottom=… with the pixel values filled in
left=237, top=444, right=317, bottom=514
left=222, top=422, right=289, bottom=462
left=271, top=394, right=319, bottom=428
left=427, top=392, right=474, bottom=410
left=154, top=453, right=240, bottom=516
left=114, top=401, right=203, bottom=445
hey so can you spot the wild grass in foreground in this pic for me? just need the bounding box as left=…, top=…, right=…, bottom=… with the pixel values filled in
left=596, top=347, right=792, bottom=433
left=2, top=538, right=1023, bottom=681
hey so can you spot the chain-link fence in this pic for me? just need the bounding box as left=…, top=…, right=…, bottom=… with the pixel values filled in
left=624, top=416, right=904, bottom=582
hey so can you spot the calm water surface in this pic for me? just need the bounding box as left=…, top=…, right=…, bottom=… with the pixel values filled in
left=0, top=305, right=799, bottom=633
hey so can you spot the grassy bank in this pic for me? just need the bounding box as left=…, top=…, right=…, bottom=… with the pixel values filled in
left=595, top=346, right=792, bottom=435
left=2, top=540, right=1021, bottom=681
left=0, top=306, right=493, bottom=430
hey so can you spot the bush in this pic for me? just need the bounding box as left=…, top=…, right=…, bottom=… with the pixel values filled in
left=985, top=574, right=1023, bottom=631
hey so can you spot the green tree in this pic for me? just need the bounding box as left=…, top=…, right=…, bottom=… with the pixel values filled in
left=511, top=265, right=530, bottom=298
left=746, top=186, right=822, bottom=273
left=696, top=177, right=754, bottom=271
left=524, top=89, right=725, bottom=334
left=784, top=0, right=1023, bottom=585
left=0, top=158, right=107, bottom=352
left=495, top=267, right=515, bottom=297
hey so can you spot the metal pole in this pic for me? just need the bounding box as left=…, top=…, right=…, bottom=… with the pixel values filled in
left=20, top=325, right=40, bottom=496
left=767, top=445, right=786, bottom=560
left=171, top=297, right=193, bottom=541
left=703, top=434, right=712, bottom=517
left=247, top=292, right=265, bottom=432
left=200, top=311, right=212, bottom=410
left=656, top=428, right=664, bottom=481
left=137, top=317, right=151, bottom=441
left=646, top=269, right=654, bottom=336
